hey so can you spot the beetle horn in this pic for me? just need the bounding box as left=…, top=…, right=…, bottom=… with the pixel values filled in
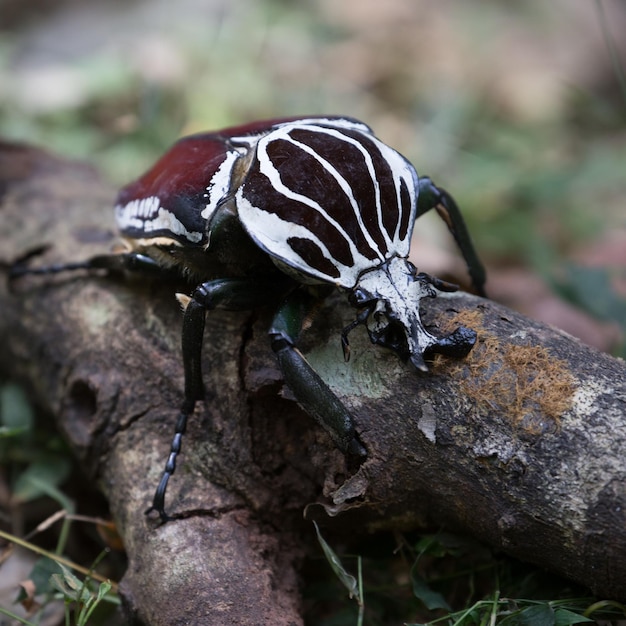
left=409, top=351, right=429, bottom=372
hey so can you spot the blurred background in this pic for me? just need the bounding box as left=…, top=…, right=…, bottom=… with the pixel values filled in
left=1, top=0, right=625, bottom=353
left=1, top=1, right=626, bottom=624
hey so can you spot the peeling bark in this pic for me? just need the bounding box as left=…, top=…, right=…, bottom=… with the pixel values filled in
left=1, top=143, right=625, bottom=624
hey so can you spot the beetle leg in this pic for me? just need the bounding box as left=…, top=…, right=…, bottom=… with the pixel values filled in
left=9, top=250, right=168, bottom=283
left=146, top=278, right=291, bottom=523
left=416, top=178, right=487, bottom=297
left=269, top=291, right=367, bottom=459
left=340, top=305, right=373, bottom=362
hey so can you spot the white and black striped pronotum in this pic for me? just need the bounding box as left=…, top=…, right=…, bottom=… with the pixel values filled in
left=11, top=116, right=487, bottom=522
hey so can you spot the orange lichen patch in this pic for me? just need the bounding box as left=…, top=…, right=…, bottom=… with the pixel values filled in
left=448, top=308, right=485, bottom=333
left=433, top=311, right=575, bottom=435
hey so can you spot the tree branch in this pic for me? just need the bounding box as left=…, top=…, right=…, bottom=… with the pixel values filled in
left=1, top=143, right=625, bottom=624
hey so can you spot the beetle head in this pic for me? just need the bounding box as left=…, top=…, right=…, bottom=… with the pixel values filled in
left=347, top=257, right=476, bottom=371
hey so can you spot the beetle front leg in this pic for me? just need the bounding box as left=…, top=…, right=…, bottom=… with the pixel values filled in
left=146, top=278, right=290, bottom=523
left=269, top=291, right=367, bottom=459
left=416, top=177, right=487, bottom=297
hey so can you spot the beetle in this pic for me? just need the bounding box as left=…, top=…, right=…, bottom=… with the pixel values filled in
left=10, top=116, right=486, bottom=523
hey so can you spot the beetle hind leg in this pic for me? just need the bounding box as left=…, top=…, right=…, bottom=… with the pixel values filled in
left=8, top=248, right=167, bottom=284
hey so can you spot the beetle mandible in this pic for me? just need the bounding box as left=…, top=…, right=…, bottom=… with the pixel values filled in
left=10, top=116, right=486, bottom=523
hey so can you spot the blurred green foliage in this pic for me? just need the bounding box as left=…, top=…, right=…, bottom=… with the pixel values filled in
left=1, top=1, right=623, bottom=319
left=0, top=383, right=72, bottom=507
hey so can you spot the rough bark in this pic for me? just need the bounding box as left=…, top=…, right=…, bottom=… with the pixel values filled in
left=1, top=143, right=625, bottom=623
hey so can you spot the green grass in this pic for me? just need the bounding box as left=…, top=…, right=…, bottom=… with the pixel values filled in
left=0, top=383, right=121, bottom=625
left=308, top=529, right=626, bottom=625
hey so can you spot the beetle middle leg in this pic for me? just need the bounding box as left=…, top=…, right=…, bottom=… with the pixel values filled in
left=269, top=290, right=367, bottom=459
left=416, top=177, right=487, bottom=297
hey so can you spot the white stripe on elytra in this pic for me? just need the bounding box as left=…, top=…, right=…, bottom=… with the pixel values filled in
left=228, top=117, right=373, bottom=147
left=295, top=125, right=391, bottom=252
left=278, top=117, right=372, bottom=133
left=294, top=125, right=417, bottom=250
left=115, top=196, right=204, bottom=244
left=278, top=127, right=386, bottom=262
left=331, top=125, right=417, bottom=251
left=384, top=146, right=417, bottom=245
left=284, top=124, right=415, bottom=254
left=379, top=142, right=417, bottom=246
left=200, top=149, right=240, bottom=222
left=236, top=188, right=378, bottom=287
left=254, top=130, right=366, bottom=266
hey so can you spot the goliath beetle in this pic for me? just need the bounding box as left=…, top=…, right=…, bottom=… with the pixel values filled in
left=10, top=116, right=486, bottom=523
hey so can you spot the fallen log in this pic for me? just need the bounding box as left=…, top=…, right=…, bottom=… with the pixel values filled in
left=1, top=142, right=625, bottom=624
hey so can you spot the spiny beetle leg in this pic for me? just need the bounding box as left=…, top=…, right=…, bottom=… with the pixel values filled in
left=340, top=305, right=373, bottom=362
left=269, top=290, right=367, bottom=459
left=8, top=250, right=166, bottom=283
left=146, top=277, right=292, bottom=523
left=416, top=177, right=487, bottom=297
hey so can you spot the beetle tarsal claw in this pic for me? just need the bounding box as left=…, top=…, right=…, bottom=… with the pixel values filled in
left=341, top=337, right=351, bottom=362
left=410, top=352, right=429, bottom=372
